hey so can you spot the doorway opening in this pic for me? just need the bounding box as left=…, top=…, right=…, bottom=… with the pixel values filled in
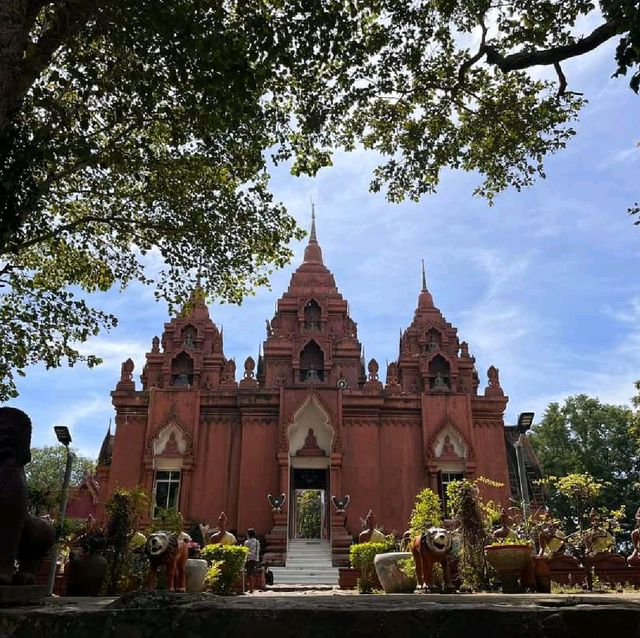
left=290, top=468, right=328, bottom=539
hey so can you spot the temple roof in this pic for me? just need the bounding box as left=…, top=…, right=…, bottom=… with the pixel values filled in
left=284, top=211, right=340, bottom=297
left=97, top=422, right=114, bottom=467
left=417, top=259, right=434, bottom=310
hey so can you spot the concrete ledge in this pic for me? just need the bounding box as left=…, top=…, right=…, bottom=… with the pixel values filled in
left=1, top=592, right=640, bottom=638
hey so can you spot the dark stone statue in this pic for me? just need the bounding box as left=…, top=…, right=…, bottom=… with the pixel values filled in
left=0, top=408, right=55, bottom=586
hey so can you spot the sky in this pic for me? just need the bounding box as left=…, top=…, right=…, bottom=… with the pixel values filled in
left=9, top=37, right=640, bottom=460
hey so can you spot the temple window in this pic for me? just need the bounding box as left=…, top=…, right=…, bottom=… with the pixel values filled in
left=171, top=352, right=194, bottom=386
left=300, top=340, right=324, bottom=382
left=304, top=299, right=321, bottom=333
left=428, top=354, right=450, bottom=389
left=152, top=470, right=181, bottom=516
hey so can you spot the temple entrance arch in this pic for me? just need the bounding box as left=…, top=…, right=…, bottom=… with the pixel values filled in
left=287, top=397, right=333, bottom=539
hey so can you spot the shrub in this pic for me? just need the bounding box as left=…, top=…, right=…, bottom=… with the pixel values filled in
left=408, top=487, right=443, bottom=537
left=446, top=479, right=491, bottom=590
left=148, top=508, right=184, bottom=534
left=203, top=561, right=224, bottom=591
left=349, top=540, right=394, bottom=594
left=104, top=487, right=149, bottom=595
left=201, top=544, right=248, bottom=595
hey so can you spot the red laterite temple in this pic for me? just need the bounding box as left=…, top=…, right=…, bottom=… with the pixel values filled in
left=95, top=214, right=533, bottom=565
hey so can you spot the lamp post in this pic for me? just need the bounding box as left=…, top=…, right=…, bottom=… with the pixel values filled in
left=46, top=426, right=74, bottom=596
left=514, top=412, right=534, bottom=521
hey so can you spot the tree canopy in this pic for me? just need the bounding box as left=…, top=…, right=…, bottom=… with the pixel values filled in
left=1, top=1, right=638, bottom=399
left=25, top=445, right=95, bottom=514
left=529, top=392, right=640, bottom=519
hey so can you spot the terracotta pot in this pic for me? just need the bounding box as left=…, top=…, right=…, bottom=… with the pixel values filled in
left=184, top=558, right=208, bottom=593
left=373, top=552, right=416, bottom=594
left=67, top=552, right=108, bottom=596
left=484, top=544, right=533, bottom=593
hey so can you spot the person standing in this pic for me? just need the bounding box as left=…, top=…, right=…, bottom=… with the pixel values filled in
left=244, top=528, right=261, bottom=593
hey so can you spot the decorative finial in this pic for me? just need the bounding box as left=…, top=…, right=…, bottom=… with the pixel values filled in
left=421, top=259, right=427, bottom=292
left=310, top=198, right=317, bottom=243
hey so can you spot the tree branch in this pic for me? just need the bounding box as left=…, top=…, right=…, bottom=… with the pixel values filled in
left=9, top=0, right=99, bottom=121
left=484, top=18, right=627, bottom=72
left=554, top=61, right=567, bottom=96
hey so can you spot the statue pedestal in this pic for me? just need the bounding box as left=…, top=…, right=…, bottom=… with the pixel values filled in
left=330, top=512, right=352, bottom=567
left=263, top=513, right=287, bottom=567
left=0, top=585, right=48, bottom=606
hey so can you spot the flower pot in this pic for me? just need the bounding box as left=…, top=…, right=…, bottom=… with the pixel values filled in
left=67, top=552, right=108, bottom=596
left=484, top=544, right=533, bottom=593
left=184, top=558, right=208, bottom=593
left=373, top=552, right=416, bottom=594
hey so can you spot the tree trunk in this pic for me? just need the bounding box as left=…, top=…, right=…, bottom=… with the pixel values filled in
left=0, top=0, right=29, bottom=132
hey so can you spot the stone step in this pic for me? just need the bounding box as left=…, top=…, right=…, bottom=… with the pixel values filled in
left=270, top=575, right=338, bottom=585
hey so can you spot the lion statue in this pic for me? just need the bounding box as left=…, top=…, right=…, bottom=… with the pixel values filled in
left=410, top=527, right=453, bottom=591
left=0, top=407, right=55, bottom=586
left=145, top=531, right=189, bottom=592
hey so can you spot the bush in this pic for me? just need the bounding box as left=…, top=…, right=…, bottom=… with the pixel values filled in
left=148, top=508, right=184, bottom=534
left=201, top=544, right=248, bottom=595
left=409, top=487, right=443, bottom=537
left=446, top=479, right=491, bottom=590
left=203, top=561, right=224, bottom=591
left=104, top=487, right=149, bottom=595
left=349, top=540, right=394, bottom=594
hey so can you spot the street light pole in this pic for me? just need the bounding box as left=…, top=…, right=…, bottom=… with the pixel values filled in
left=46, top=426, right=74, bottom=596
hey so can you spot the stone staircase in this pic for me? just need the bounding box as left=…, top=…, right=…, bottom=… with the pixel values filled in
left=269, top=539, right=339, bottom=586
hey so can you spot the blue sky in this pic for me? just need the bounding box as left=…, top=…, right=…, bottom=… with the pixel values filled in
left=10, top=39, right=640, bottom=459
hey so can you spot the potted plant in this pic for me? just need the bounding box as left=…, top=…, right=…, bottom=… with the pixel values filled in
left=200, top=544, right=248, bottom=595
left=349, top=541, right=391, bottom=593
left=68, top=525, right=108, bottom=596
left=484, top=539, right=534, bottom=593
left=184, top=541, right=208, bottom=593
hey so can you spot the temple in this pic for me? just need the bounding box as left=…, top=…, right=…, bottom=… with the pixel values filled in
left=96, top=213, right=529, bottom=565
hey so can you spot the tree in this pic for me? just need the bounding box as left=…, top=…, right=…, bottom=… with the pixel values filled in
left=529, top=393, right=640, bottom=517
left=330, top=1, right=639, bottom=204
left=25, top=445, right=95, bottom=514
left=0, top=1, right=379, bottom=399
left=297, top=490, right=322, bottom=539
left=2, top=2, right=639, bottom=399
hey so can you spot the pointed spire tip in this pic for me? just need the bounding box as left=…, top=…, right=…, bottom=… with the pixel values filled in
left=309, top=198, right=317, bottom=244
left=421, top=259, right=427, bottom=291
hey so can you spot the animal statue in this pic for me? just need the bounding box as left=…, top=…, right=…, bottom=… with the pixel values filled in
left=268, top=493, right=287, bottom=513
left=411, top=527, right=453, bottom=591
left=628, top=508, right=640, bottom=566
left=206, top=512, right=237, bottom=545
left=145, top=531, right=189, bottom=592
left=358, top=510, right=385, bottom=543
left=331, top=495, right=350, bottom=513
left=0, top=407, right=55, bottom=586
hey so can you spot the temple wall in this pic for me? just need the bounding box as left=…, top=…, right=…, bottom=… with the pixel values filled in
left=468, top=423, right=511, bottom=504
left=340, top=418, right=427, bottom=537
left=235, top=419, right=280, bottom=535
left=187, top=416, right=240, bottom=529
left=108, top=414, right=147, bottom=491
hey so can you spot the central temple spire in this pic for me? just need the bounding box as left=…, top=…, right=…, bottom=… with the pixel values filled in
left=303, top=204, right=324, bottom=264
left=417, top=259, right=434, bottom=309
left=309, top=202, right=317, bottom=243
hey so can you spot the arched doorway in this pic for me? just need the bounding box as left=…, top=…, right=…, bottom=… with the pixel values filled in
left=287, top=397, right=333, bottom=539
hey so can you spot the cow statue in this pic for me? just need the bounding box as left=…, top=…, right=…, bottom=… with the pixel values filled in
left=411, top=527, right=454, bottom=592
